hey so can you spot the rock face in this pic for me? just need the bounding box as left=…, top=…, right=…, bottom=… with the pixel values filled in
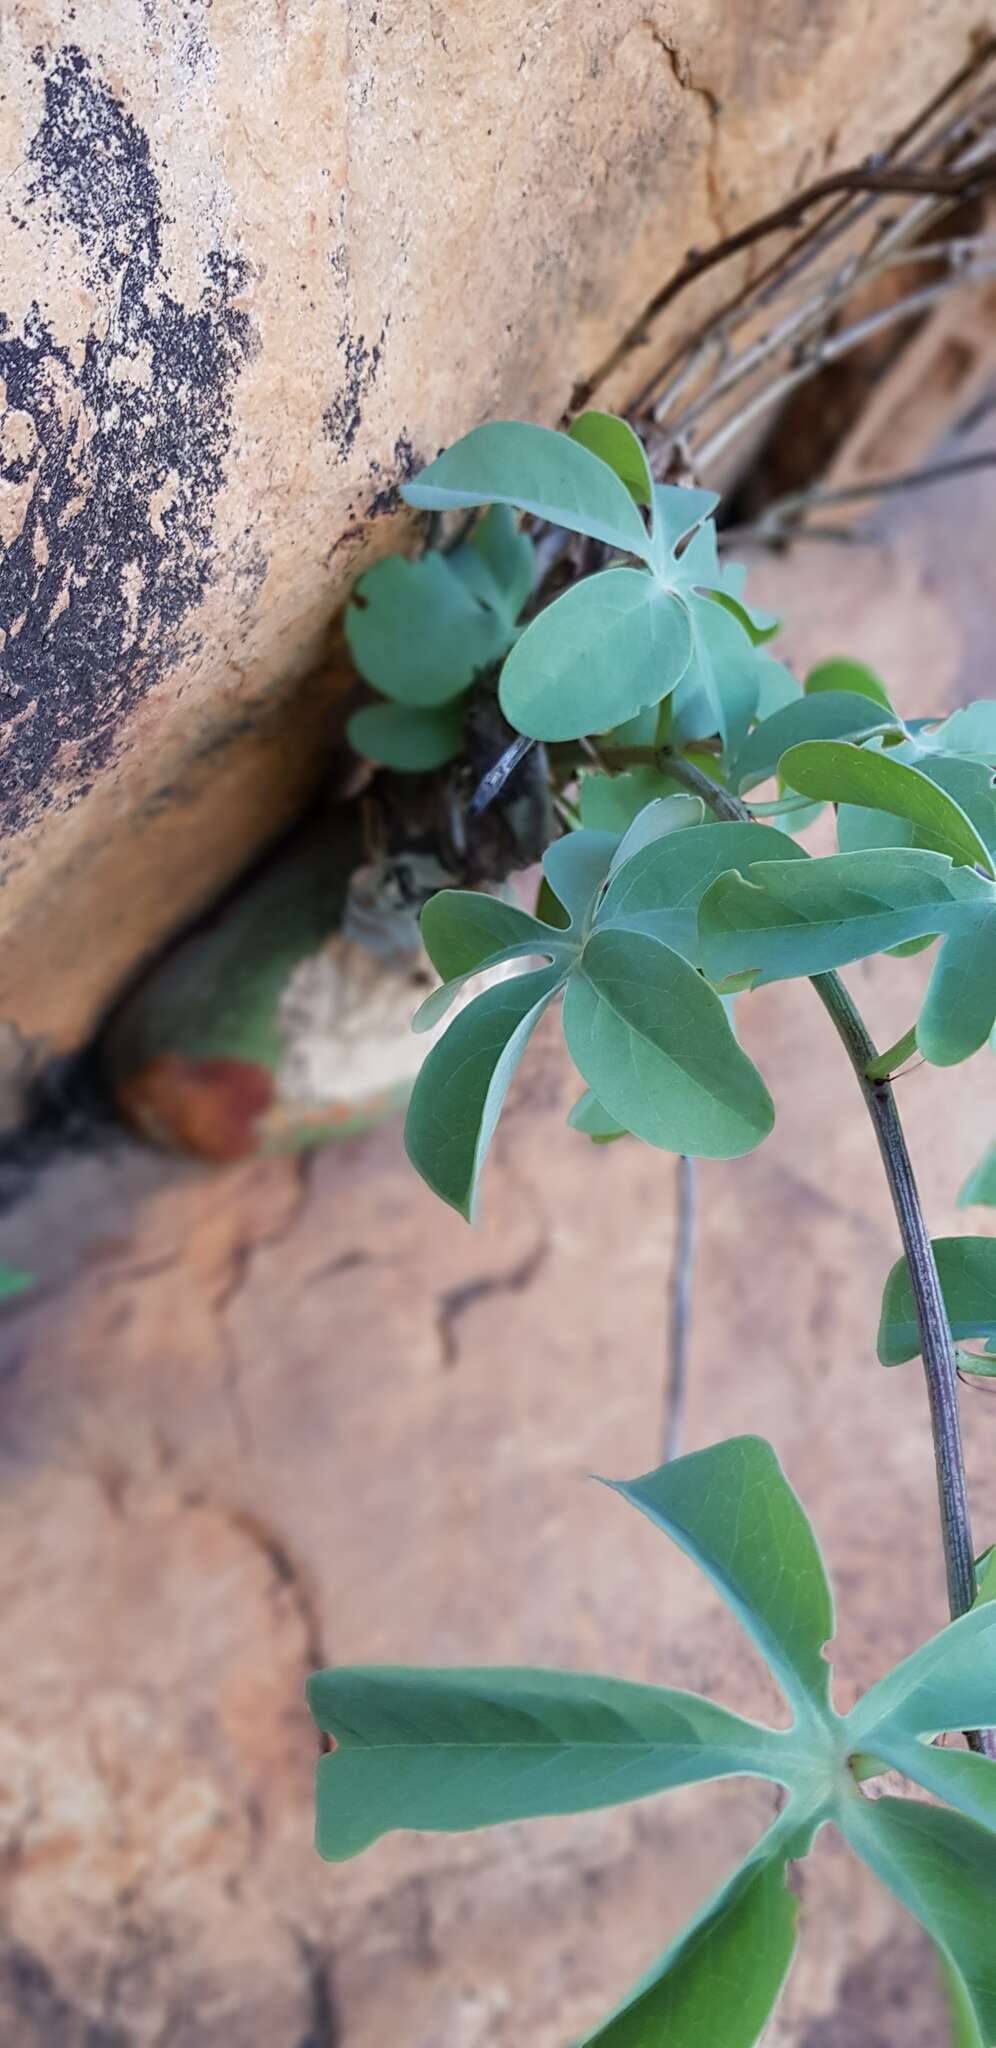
left=0, top=2, right=985, bottom=1048
left=2, top=469, right=995, bottom=2043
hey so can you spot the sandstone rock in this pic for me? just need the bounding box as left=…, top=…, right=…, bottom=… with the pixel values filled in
left=0, top=3, right=986, bottom=1048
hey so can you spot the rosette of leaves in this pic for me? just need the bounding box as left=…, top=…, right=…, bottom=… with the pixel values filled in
left=308, top=1435, right=996, bottom=2047
left=344, top=504, right=534, bottom=770
left=403, top=800, right=814, bottom=1216
left=401, top=414, right=790, bottom=758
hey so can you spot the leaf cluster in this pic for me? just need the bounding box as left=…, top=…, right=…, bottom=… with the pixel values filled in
left=309, top=1437, right=996, bottom=2046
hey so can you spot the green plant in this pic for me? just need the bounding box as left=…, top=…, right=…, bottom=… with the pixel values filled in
left=309, top=1437, right=996, bottom=2045
left=314, top=417, right=996, bottom=2042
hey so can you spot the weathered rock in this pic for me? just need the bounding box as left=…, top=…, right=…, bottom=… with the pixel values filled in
left=0, top=3, right=987, bottom=1048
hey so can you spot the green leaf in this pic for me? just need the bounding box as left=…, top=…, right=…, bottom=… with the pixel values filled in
left=710, top=561, right=781, bottom=647
left=569, top=411, right=653, bottom=506
left=805, top=657, right=895, bottom=713
left=568, top=1090, right=628, bottom=1142
left=878, top=1237, right=996, bottom=1365
left=755, top=655, right=802, bottom=717
left=674, top=590, right=768, bottom=761
left=498, top=568, right=692, bottom=742
left=869, top=1739, right=996, bottom=1838
left=420, top=889, right=569, bottom=983
left=650, top=483, right=720, bottom=563
left=916, top=700, right=996, bottom=766
left=404, top=965, right=563, bottom=1218
left=732, top=692, right=902, bottom=794
left=461, top=502, right=534, bottom=621
left=606, top=794, right=705, bottom=878
left=563, top=930, right=774, bottom=1158
left=308, top=1664, right=790, bottom=1860
left=919, top=914, right=996, bottom=1064
left=846, top=1601, right=996, bottom=1748
left=975, top=1546, right=996, bottom=1604
left=345, top=551, right=508, bottom=707
left=580, top=768, right=684, bottom=834
left=402, top=421, right=653, bottom=562
left=698, top=848, right=992, bottom=988
left=542, top=828, right=619, bottom=929
left=778, top=743, right=995, bottom=876
left=346, top=698, right=465, bottom=771
left=597, top=820, right=807, bottom=966
left=842, top=1798, right=996, bottom=2046
left=939, top=1951, right=987, bottom=2048
left=0, top=1263, right=34, bottom=1302
left=606, top=1436, right=834, bottom=1715
left=583, top=1820, right=803, bottom=2048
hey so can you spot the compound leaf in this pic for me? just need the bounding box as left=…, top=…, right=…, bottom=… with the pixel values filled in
left=569, top=411, right=653, bottom=506
left=498, top=568, right=691, bottom=741
left=918, top=914, right=996, bottom=1065
left=878, top=1237, right=996, bottom=1365
left=564, top=930, right=774, bottom=1158
left=347, top=698, right=465, bottom=771
left=308, top=1664, right=790, bottom=1861
left=606, top=1436, right=834, bottom=1716
left=402, top=421, right=653, bottom=562
left=405, top=965, right=563, bottom=1218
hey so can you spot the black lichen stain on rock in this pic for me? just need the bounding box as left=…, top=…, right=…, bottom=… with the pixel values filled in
left=0, top=46, right=260, bottom=836
left=322, top=317, right=387, bottom=457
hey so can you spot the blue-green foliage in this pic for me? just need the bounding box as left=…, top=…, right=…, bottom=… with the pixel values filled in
left=309, top=1437, right=996, bottom=2046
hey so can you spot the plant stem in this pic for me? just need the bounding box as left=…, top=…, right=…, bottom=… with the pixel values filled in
left=663, top=1154, right=697, bottom=1461
left=664, top=751, right=995, bottom=1754
left=865, top=1025, right=920, bottom=1080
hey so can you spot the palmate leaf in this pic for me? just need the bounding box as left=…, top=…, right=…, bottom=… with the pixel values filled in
left=402, top=420, right=654, bottom=561
left=878, top=1236, right=996, bottom=1364
left=406, top=812, right=784, bottom=1214
left=309, top=1434, right=996, bottom=2045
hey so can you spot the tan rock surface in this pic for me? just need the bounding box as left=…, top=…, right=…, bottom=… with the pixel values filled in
left=0, top=2, right=987, bottom=1046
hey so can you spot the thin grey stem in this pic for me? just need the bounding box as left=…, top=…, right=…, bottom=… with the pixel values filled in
left=664, top=751, right=995, bottom=1755
left=692, top=258, right=996, bottom=473
left=663, top=1154, right=697, bottom=1462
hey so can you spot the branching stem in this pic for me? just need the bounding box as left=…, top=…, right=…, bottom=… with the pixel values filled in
left=664, top=752, right=995, bottom=1755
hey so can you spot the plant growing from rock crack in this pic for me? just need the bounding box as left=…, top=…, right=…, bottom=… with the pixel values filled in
left=311, top=417, right=996, bottom=2043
